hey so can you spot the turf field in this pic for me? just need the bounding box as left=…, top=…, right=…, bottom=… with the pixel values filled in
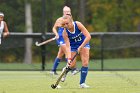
left=0, top=71, right=139, bottom=93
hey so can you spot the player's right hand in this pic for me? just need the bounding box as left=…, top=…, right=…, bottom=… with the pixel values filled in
left=67, top=58, right=71, bottom=66
left=55, top=34, right=59, bottom=39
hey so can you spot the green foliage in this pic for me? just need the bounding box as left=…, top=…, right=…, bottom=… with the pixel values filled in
left=0, top=0, right=25, bottom=32
left=0, top=0, right=140, bottom=63
left=87, top=0, right=140, bottom=32
left=1, top=0, right=140, bottom=32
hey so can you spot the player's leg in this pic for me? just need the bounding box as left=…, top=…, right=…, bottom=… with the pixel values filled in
left=53, top=44, right=67, bottom=72
left=61, top=44, right=79, bottom=73
left=61, top=46, right=80, bottom=75
left=60, top=44, right=67, bottom=59
left=50, top=46, right=64, bottom=75
left=57, top=45, right=66, bottom=58
left=69, top=52, right=77, bottom=68
left=79, top=47, right=90, bottom=88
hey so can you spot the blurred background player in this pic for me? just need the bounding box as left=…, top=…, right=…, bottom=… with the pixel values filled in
left=50, top=6, right=79, bottom=75
left=62, top=15, right=91, bottom=88
left=0, top=12, right=9, bottom=45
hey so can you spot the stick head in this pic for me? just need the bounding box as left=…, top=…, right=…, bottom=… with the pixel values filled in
left=35, top=42, right=40, bottom=46
left=51, top=84, right=57, bottom=89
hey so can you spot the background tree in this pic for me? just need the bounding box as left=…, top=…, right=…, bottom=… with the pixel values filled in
left=87, top=0, right=140, bottom=32
left=24, top=0, right=33, bottom=64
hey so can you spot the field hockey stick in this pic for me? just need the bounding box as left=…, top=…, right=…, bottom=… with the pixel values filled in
left=51, top=51, right=78, bottom=89
left=35, top=37, right=56, bottom=46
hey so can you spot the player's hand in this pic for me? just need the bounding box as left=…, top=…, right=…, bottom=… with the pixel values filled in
left=77, top=46, right=82, bottom=54
left=55, top=34, right=59, bottom=39
left=67, top=59, right=71, bottom=66
left=3, top=32, right=9, bottom=38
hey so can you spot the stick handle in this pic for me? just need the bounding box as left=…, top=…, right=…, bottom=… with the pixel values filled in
left=35, top=37, right=56, bottom=46
left=40, top=37, right=56, bottom=45
left=53, top=52, right=78, bottom=87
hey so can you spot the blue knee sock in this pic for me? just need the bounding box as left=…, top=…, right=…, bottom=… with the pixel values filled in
left=52, top=58, right=61, bottom=72
left=80, top=66, right=88, bottom=84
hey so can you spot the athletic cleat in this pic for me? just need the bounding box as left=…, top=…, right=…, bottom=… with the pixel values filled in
left=80, top=83, right=90, bottom=88
left=50, top=71, right=58, bottom=75
left=71, top=68, right=80, bottom=75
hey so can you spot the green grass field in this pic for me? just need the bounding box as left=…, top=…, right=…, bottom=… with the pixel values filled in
left=0, top=71, right=139, bottom=93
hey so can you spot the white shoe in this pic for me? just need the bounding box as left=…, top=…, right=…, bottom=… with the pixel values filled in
left=56, top=85, right=61, bottom=89
left=80, top=83, right=90, bottom=88
left=50, top=71, right=58, bottom=75
left=71, top=68, right=80, bottom=75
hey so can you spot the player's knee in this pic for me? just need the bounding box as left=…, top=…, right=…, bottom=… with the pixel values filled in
left=82, top=62, right=88, bottom=67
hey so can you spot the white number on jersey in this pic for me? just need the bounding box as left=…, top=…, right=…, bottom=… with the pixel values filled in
left=74, top=37, right=82, bottom=42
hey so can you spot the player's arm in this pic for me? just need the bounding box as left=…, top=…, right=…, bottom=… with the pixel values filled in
left=3, top=21, right=9, bottom=38
left=63, top=29, right=71, bottom=60
left=52, top=17, right=63, bottom=39
left=76, top=21, right=91, bottom=51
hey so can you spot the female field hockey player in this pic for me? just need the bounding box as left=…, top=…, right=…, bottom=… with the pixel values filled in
left=62, top=15, right=91, bottom=88
left=0, top=12, right=9, bottom=45
left=50, top=6, right=79, bottom=75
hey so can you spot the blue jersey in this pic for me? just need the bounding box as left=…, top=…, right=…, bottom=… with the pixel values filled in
left=56, top=27, right=65, bottom=46
left=66, top=22, right=90, bottom=52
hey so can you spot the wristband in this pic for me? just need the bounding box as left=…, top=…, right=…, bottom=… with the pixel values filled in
left=68, top=58, right=72, bottom=60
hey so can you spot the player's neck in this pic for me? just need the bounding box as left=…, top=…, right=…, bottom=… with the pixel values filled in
left=68, top=25, right=74, bottom=32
